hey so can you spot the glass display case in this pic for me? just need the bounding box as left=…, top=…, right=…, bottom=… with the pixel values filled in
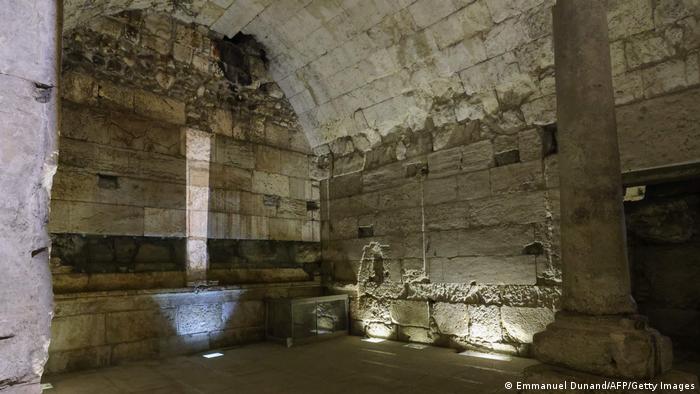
left=266, top=294, right=349, bottom=346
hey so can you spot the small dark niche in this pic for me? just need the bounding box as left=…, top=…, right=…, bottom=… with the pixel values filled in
left=358, top=225, right=374, bottom=238
left=217, top=32, right=267, bottom=89
left=495, top=149, right=521, bottom=167
left=263, top=194, right=280, bottom=207
left=97, top=174, right=119, bottom=189
left=405, top=161, right=429, bottom=178
left=542, top=123, right=558, bottom=156
left=522, top=241, right=544, bottom=256
left=306, top=201, right=319, bottom=211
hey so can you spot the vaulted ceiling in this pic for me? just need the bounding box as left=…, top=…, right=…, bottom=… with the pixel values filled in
left=63, top=0, right=559, bottom=150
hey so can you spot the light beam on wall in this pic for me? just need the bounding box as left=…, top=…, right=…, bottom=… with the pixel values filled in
left=361, top=337, right=385, bottom=343
left=459, top=350, right=512, bottom=361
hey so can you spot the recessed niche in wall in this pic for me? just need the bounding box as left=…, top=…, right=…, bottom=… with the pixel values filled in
left=542, top=123, right=558, bottom=157
left=97, top=174, right=118, bottom=189
left=358, top=225, right=374, bottom=238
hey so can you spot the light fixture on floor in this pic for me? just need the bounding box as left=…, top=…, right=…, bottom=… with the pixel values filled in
left=202, top=352, right=224, bottom=359
left=361, top=337, right=385, bottom=343
left=403, top=343, right=427, bottom=350
left=41, top=383, right=53, bottom=390
left=458, top=350, right=512, bottom=361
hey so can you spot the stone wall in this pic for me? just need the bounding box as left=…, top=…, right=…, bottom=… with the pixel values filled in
left=626, top=180, right=700, bottom=353
left=319, top=0, right=700, bottom=355
left=50, top=10, right=321, bottom=289
left=46, top=281, right=322, bottom=374
left=321, top=123, right=559, bottom=355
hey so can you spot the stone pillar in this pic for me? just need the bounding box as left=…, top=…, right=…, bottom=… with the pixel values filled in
left=553, top=0, right=635, bottom=317
left=0, top=1, right=60, bottom=392
left=184, top=128, right=212, bottom=285
left=527, top=0, right=678, bottom=382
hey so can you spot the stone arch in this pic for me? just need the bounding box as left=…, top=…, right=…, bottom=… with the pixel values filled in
left=63, top=0, right=541, bottom=150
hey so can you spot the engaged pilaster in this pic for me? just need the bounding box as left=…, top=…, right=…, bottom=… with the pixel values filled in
left=184, top=128, right=212, bottom=285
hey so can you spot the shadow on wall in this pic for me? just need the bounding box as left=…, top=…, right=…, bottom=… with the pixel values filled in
left=625, top=179, right=700, bottom=354
left=45, top=284, right=315, bottom=374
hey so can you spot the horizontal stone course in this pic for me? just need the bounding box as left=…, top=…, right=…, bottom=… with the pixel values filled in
left=48, top=282, right=322, bottom=373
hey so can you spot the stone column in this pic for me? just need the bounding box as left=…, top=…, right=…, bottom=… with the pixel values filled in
left=0, top=1, right=60, bottom=392
left=184, top=128, right=212, bottom=285
left=528, top=0, right=676, bottom=381
left=554, top=0, right=635, bottom=316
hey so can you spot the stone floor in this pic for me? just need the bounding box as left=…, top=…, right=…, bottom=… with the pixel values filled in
left=42, top=336, right=538, bottom=393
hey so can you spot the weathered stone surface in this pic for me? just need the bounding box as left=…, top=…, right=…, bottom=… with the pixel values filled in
left=533, top=313, right=673, bottom=379
left=427, top=225, right=534, bottom=257
left=106, top=310, right=176, bottom=343
left=432, top=303, right=469, bottom=336
left=617, top=88, right=700, bottom=171
left=500, top=306, right=553, bottom=344
left=470, top=191, right=546, bottom=226
left=50, top=315, right=106, bottom=351
left=468, top=305, right=502, bottom=343
left=626, top=199, right=694, bottom=243
left=398, top=326, right=434, bottom=344
left=390, top=300, right=430, bottom=328
left=433, top=256, right=537, bottom=285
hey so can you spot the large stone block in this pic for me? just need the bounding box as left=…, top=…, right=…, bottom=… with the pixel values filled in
left=221, top=301, right=265, bottom=328
left=362, top=161, right=407, bottom=192
left=423, top=175, right=458, bottom=205
left=461, top=140, right=494, bottom=172
left=456, top=170, right=491, bottom=200
left=329, top=172, right=362, bottom=199
left=45, top=346, right=111, bottom=374
left=139, top=151, right=187, bottom=183
left=424, top=201, right=470, bottom=231
left=470, top=191, right=547, bottom=226
left=209, top=163, right=252, bottom=191
left=617, top=88, right=700, bottom=171
left=374, top=207, right=422, bottom=236
left=106, top=309, right=177, bottom=343
left=484, top=13, right=531, bottom=58
left=500, top=306, right=553, bottom=344
left=435, top=255, right=537, bottom=285
left=490, top=160, right=544, bottom=194
left=269, top=218, right=303, bottom=241
left=213, top=136, right=254, bottom=169
left=252, top=171, right=290, bottom=197
left=427, top=225, right=534, bottom=257
left=427, top=146, right=462, bottom=178
left=110, top=339, right=158, bottom=365
left=134, top=90, right=186, bottom=125
left=144, top=208, right=186, bottom=237
left=607, top=0, right=654, bottom=41
left=432, top=302, right=469, bottom=336
left=50, top=314, right=106, bottom=351
left=177, top=303, right=223, bottom=335
left=533, top=313, right=673, bottom=379
left=375, top=182, right=422, bottom=211
left=68, top=201, right=145, bottom=235
left=468, top=305, right=502, bottom=343
left=390, top=300, right=430, bottom=328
